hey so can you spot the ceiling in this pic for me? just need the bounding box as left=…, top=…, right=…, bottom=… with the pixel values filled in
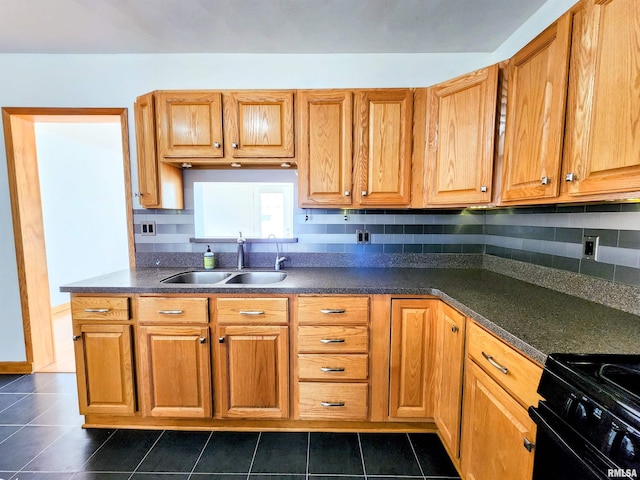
left=0, top=0, right=548, bottom=54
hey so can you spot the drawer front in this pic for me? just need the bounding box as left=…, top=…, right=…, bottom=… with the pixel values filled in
left=217, top=298, right=288, bottom=324
left=298, top=354, right=368, bottom=381
left=299, top=382, right=368, bottom=420
left=298, top=326, right=368, bottom=353
left=72, top=296, right=130, bottom=321
left=138, top=297, right=209, bottom=324
left=298, top=296, right=369, bottom=325
left=467, top=321, right=542, bottom=407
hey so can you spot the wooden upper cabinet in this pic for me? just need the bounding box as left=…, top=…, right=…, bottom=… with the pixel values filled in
left=224, top=90, right=295, bottom=158
left=297, top=90, right=353, bottom=207
left=155, top=91, right=224, bottom=160
left=426, top=65, right=498, bottom=205
left=501, top=13, right=572, bottom=202
left=354, top=89, right=413, bottom=207
left=562, top=0, right=640, bottom=197
left=134, top=92, right=184, bottom=209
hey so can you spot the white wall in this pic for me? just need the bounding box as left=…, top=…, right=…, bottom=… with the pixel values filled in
left=0, top=0, right=574, bottom=362
left=35, top=122, right=131, bottom=307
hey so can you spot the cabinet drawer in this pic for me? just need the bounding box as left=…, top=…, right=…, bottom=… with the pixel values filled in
left=72, top=296, right=130, bottom=321
left=467, top=322, right=542, bottom=408
left=298, top=296, right=369, bottom=325
left=298, top=354, right=368, bottom=381
left=299, top=382, right=368, bottom=420
left=217, top=298, right=288, bottom=324
left=138, top=297, right=209, bottom=324
left=298, top=326, right=368, bottom=353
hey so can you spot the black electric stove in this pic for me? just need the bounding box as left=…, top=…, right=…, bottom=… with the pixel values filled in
left=530, top=354, right=640, bottom=480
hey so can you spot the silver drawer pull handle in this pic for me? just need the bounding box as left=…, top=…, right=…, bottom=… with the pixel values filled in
left=320, top=338, right=345, bottom=344
left=482, top=351, right=508, bottom=375
left=321, top=367, right=346, bottom=372
left=321, top=401, right=345, bottom=407
left=158, top=310, right=183, bottom=315
left=239, top=310, right=265, bottom=315
left=320, top=309, right=346, bottom=314
left=84, top=308, right=110, bottom=313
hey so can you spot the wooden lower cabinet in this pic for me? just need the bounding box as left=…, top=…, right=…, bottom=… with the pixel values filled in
left=461, top=360, right=537, bottom=480
left=137, top=325, right=212, bottom=418
left=434, top=302, right=465, bottom=459
left=216, top=325, right=289, bottom=419
left=388, top=299, right=437, bottom=419
left=73, top=323, right=136, bottom=415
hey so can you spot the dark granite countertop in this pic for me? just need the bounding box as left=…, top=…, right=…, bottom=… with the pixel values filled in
left=61, top=267, right=640, bottom=365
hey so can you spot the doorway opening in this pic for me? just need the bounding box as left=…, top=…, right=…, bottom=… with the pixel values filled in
left=2, top=108, right=135, bottom=373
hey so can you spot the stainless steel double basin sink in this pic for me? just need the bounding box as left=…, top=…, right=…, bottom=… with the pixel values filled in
left=161, top=270, right=287, bottom=285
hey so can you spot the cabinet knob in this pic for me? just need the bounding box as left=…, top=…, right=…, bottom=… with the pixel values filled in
left=451, top=325, right=459, bottom=333
left=72, top=335, right=81, bottom=341
left=361, top=191, right=367, bottom=197
left=541, top=176, right=550, bottom=186
left=232, top=143, right=239, bottom=149
left=565, top=172, right=576, bottom=182
left=480, top=185, right=488, bottom=193
left=218, top=337, right=225, bottom=344
left=199, top=337, right=207, bottom=344
left=344, top=191, right=351, bottom=197
left=214, top=142, right=221, bottom=148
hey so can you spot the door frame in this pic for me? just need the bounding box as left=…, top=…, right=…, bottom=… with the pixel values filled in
left=2, top=107, right=135, bottom=372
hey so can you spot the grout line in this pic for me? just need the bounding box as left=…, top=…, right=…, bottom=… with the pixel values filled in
left=127, top=430, right=165, bottom=479
left=76, top=428, right=119, bottom=472
left=11, top=425, right=72, bottom=476
left=0, top=375, right=26, bottom=393
left=356, top=433, right=367, bottom=480
left=187, top=430, right=214, bottom=479
left=306, top=432, right=311, bottom=480
left=406, top=433, right=426, bottom=480
left=246, top=431, right=262, bottom=480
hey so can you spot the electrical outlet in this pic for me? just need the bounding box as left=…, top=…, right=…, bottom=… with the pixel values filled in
left=141, top=221, right=156, bottom=236
left=582, top=235, right=599, bottom=260
left=355, top=229, right=371, bottom=244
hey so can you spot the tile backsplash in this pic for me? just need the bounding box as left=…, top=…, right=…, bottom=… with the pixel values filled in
left=134, top=203, right=640, bottom=288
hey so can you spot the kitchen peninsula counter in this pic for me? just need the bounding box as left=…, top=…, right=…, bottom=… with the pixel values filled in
left=61, top=267, right=640, bottom=365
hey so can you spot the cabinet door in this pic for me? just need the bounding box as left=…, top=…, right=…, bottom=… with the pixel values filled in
left=155, top=91, right=224, bottom=159
left=298, top=90, right=353, bottom=207
left=434, top=302, right=465, bottom=459
left=138, top=325, right=212, bottom=418
left=501, top=14, right=572, bottom=202
left=73, top=324, right=136, bottom=415
left=225, top=91, right=295, bottom=158
left=134, top=93, right=184, bottom=209
left=461, top=360, right=536, bottom=480
left=354, top=89, right=413, bottom=206
left=426, top=66, right=498, bottom=205
left=389, top=299, right=436, bottom=419
left=563, top=0, right=640, bottom=196
left=217, top=325, right=289, bottom=419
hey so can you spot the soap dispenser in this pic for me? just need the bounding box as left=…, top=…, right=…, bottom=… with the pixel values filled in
left=204, top=245, right=215, bottom=270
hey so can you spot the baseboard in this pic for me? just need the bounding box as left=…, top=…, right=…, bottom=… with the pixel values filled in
left=51, top=302, right=71, bottom=316
left=0, top=361, right=33, bottom=374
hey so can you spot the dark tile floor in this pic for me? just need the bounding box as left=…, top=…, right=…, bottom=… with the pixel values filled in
left=0, top=373, right=460, bottom=480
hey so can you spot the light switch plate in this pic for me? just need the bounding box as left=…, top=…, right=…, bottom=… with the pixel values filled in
left=141, top=221, right=156, bottom=236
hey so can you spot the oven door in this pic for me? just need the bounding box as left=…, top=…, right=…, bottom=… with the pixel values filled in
left=529, top=403, right=624, bottom=480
